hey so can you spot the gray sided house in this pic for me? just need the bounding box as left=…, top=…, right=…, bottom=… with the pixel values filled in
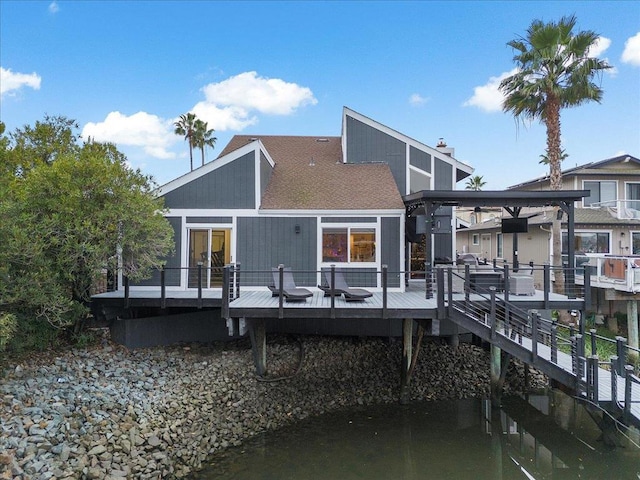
left=107, top=107, right=473, bottom=346
left=147, top=107, right=472, bottom=292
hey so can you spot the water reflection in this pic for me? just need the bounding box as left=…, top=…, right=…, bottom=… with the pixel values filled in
left=191, top=394, right=640, bottom=479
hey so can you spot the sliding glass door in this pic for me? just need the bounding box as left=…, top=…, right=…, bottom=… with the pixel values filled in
left=188, top=228, right=231, bottom=288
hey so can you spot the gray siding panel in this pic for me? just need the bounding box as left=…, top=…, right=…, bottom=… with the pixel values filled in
left=381, top=216, right=401, bottom=287
left=135, top=216, right=182, bottom=287
left=163, top=152, right=255, bottom=209
left=321, top=217, right=377, bottom=223
left=186, top=216, right=233, bottom=224
left=434, top=233, right=453, bottom=261
left=237, top=217, right=317, bottom=286
left=410, top=146, right=431, bottom=173
left=320, top=267, right=378, bottom=288
left=260, top=151, right=273, bottom=200
left=346, top=116, right=406, bottom=194
left=434, top=158, right=453, bottom=190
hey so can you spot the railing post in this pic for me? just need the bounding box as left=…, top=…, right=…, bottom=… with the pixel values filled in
left=447, top=267, right=453, bottom=316
left=221, top=265, right=230, bottom=320
left=382, top=264, right=388, bottom=319
left=531, top=310, right=539, bottom=363
left=197, top=262, right=203, bottom=309
left=278, top=264, right=284, bottom=319
left=464, top=264, right=470, bottom=312
left=587, top=355, right=599, bottom=403
left=160, top=266, right=166, bottom=309
left=610, top=355, right=619, bottom=409
left=235, top=263, right=241, bottom=299
left=490, top=287, right=497, bottom=340
left=330, top=265, right=336, bottom=319
left=425, top=259, right=433, bottom=299
left=437, top=267, right=445, bottom=319
left=551, top=321, right=558, bottom=364
left=624, top=365, right=633, bottom=423
left=503, top=264, right=510, bottom=304
left=590, top=329, right=597, bottom=356
left=583, top=265, right=592, bottom=308
left=124, top=275, right=130, bottom=309
left=616, top=336, right=627, bottom=377
left=543, top=263, right=550, bottom=307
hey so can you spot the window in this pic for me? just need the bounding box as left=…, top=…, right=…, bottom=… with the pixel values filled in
left=627, top=183, right=640, bottom=211
left=497, top=233, right=503, bottom=258
left=632, top=232, right=640, bottom=255
left=472, top=234, right=480, bottom=246
left=322, top=227, right=376, bottom=263
left=584, top=180, right=616, bottom=207
left=562, top=231, right=610, bottom=254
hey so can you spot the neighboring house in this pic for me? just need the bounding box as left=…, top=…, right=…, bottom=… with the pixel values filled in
left=133, top=106, right=472, bottom=293
left=456, top=154, right=640, bottom=324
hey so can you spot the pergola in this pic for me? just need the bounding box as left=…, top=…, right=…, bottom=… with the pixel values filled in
left=403, top=189, right=590, bottom=288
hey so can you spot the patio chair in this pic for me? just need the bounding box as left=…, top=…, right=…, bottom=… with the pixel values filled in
left=269, top=267, right=313, bottom=301
left=320, top=270, right=373, bottom=301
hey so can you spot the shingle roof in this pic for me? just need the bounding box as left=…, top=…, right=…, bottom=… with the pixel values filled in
left=220, top=135, right=405, bottom=210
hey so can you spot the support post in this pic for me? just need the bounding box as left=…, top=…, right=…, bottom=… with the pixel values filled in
left=490, top=287, right=497, bottom=340
left=400, top=318, right=413, bottom=405
left=221, top=265, right=230, bottom=320
left=437, top=267, right=445, bottom=319
left=330, top=265, right=336, bottom=319
left=249, top=319, right=267, bottom=377
left=235, top=263, right=241, bottom=299
left=543, top=264, right=550, bottom=308
left=590, top=329, right=597, bottom=356
left=490, top=343, right=502, bottom=408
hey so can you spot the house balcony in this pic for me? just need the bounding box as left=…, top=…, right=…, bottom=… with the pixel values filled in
left=588, top=199, right=640, bottom=220
left=575, top=255, right=640, bottom=294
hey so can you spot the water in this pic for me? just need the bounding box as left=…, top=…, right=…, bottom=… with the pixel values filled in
left=191, top=394, right=640, bottom=479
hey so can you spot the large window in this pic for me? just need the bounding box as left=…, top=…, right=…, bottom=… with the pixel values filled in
left=497, top=233, right=503, bottom=258
left=632, top=232, right=640, bottom=255
left=627, top=183, right=640, bottom=211
left=322, top=228, right=375, bottom=263
left=562, top=231, right=610, bottom=254
left=584, top=180, right=616, bottom=207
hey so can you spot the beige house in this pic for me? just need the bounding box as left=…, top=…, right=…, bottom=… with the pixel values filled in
left=456, top=154, right=640, bottom=330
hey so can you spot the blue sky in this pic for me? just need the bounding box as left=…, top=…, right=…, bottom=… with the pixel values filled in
left=2, top=1, right=639, bottom=189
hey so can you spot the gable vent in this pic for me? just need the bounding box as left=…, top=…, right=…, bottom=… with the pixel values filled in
left=316, top=138, right=329, bottom=142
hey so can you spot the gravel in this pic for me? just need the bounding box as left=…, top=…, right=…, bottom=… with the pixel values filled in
left=0, top=334, right=546, bottom=479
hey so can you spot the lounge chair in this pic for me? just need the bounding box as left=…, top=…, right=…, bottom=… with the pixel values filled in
left=320, top=270, right=372, bottom=301
left=269, top=267, right=313, bottom=301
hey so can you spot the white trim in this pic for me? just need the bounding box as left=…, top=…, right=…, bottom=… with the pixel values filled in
left=405, top=142, right=411, bottom=195
left=258, top=209, right=405, bottom=216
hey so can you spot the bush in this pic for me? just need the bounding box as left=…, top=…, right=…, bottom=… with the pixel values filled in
left=0, top=312, right=17, bottom=351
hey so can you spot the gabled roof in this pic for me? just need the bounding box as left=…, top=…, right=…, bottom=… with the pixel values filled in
left=508, top=155, right=640, bottom=190
left=220, top=135, right=405, bottom=211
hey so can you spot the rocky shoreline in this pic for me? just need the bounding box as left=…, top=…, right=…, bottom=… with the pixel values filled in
left=1, top=335, right=545, bottom=479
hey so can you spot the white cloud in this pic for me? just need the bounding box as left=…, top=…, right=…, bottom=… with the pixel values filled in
left=48, top=2, right=59, bottom=14
left=622, top=32, right=640, bottom=66
left=190, top=103, right=258, bottom=131
left=409, top=93, right=428, bottom=106
left=0, top=67, right=42, bottom=98
left=197, top=71, right=317, bottom=130
left=588, top=36, right=611, bottom=58
left=82, top=111, right=176, bottom=159
left=463, top=69, right=517, bottom=113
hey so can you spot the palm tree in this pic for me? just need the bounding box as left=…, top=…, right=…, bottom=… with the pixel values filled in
left=193, top=119, right=217, bottom=167
left=174, top=113, right=197, bottom=171
left=465, top=175, right=486, bottom=191
left=539, top=148, right=569, bottom=165
left=499, top=15, right=610, bottom=292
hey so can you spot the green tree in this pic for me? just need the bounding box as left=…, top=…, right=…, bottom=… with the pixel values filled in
left=465, top=175, right=486, bottom=191
left=193, top=119, right=217, bottom=167
left=499, top=15, right=610, bottom=292
left=539, top=148, right=569, bottom=165
left=174, top=113, right=197, bottom=171
left=0, top=119, right=174, bottom=350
